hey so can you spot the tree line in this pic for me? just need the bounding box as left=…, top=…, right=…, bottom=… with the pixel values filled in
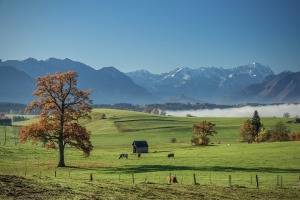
left=240, top=110, right=300, bottom=143
left=93, top=102, right=283, bottom=113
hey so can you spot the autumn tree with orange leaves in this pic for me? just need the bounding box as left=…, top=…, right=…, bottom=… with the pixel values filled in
left=191, top=120, right=218, bottom=145
left=20, top=71, right=93, bottom=167
left=240, top=119, right=256, bottom=143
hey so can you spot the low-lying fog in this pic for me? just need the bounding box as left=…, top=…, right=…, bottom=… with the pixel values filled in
left=166, top=104, right=300, bottom=117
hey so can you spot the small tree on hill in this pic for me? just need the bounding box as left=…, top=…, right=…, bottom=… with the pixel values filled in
left=151, top=108, right=159, bottom=115
left=270, top=121, right=290, bottom=141
left=191, top=120, right=217, bottom=145
left=240, top=119, right=256, bottom=143
left=20, top=71, right=93, bottom=167
left=283, top=112, right=290, bottom=118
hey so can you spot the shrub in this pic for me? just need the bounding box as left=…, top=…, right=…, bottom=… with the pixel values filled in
left=269, top=121, right=290, bottom=141
left=290, top=133, right=300, bottom=141
left=257, top=128, right=271, bottom=142
left=101, top=113, right=107, bottom=119
left=186, top=114, right=195, bottom=117
left=12, top=116, right=29, bottom=122
left=170, top=138, right=177, bottom=143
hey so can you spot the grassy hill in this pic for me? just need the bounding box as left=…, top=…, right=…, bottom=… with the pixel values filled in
left=1, top=109, right=300, bottom=199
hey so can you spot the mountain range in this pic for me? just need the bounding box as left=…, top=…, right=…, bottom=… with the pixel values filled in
left=0, top=58, right=299, bottom=104
left=126, top=62, right=275, bottom=103
left=0, top=58, right=155, bottom=104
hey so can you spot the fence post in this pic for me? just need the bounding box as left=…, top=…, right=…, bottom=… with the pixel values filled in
left=69, top=171, right=70, bottom=179
left=14, top=126, right=17, bottom=146
left=193, top=173, right=197, bottom=185
left=169, top=173, right=171, bottom=184
left=280, top=176, right=283, bottom=188
left=145, top=175, right=147, bottom=183
left=210, top=173, right=212, bottom=184
left=251, top=175, right=252, bottom=185
left=229, top=175, right=232, bottom=188
left=4, top=126, right=6, bottom=145
left=255, top=175, right=259, bottom=189
left=90, top=173, right=93, bottom=182
left=132, top=173, right=135, bottom=184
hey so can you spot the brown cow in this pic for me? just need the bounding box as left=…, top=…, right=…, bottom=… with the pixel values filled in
left=167, top=176, right=178, bottom=184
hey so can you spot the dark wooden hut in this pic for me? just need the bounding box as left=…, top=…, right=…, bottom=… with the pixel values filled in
left=132, top=141, right=148, bottom=153
left=0, top=118, right=12, bottom=126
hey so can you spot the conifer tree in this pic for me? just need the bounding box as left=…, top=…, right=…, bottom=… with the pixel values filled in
left=251, top=110, right=263, bottom=139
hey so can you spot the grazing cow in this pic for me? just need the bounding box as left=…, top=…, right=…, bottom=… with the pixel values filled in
left=167, top=176, right=178, bottom=184
left=167, top=153, right=174, bottom=158
left=119, top=153, right=128, bottom=159
left=137, top=153, right=141, bottom=159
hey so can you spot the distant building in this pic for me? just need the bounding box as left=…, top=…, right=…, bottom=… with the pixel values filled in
left=0, top=118, right=12, bottom=126
left=132, top=141, right=148, bottom=153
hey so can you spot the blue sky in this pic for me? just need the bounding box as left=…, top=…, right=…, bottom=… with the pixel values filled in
left=0, top=0, right=299, bottom=73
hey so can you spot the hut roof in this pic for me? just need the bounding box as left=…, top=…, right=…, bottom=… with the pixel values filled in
left=132, top=141, right=148, bottom=147
left=0, top=118, right=11, bottom=122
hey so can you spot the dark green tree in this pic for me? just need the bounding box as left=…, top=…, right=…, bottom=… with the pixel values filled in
left=251, top=110, right=263, bottom=139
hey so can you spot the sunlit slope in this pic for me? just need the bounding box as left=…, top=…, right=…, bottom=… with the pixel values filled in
left=12, top=108, right=300, bottom=149
left=82, top=109, right=300, bottom=150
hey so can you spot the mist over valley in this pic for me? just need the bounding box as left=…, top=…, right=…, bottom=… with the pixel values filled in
left=166, top=104, right=300, bottom=118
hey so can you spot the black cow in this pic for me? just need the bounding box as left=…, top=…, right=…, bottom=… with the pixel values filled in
left=167, top=153, right=174, bottom=158
left=119, top=154, right=128, bottom=159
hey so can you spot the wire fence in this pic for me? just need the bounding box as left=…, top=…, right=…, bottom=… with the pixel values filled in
left=0, top=125, right=20, bottom=146
left=3, top=169, right=299, bottom=190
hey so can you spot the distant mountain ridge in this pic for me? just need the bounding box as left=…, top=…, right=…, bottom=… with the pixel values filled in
left=0, top=58, right=155, bottom=104
left=228, top=71, right=300, bottom=103
left=0, top=66, right=35, bottom=103
left=126, top=62, right=275, bottom=103
left=0, top=58, right=299, bottom=104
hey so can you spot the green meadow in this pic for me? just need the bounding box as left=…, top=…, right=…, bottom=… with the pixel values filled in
left=1, top=109, right=300, bottom=199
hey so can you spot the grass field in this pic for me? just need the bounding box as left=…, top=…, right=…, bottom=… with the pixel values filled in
left=1, top=109, right=300, bottom=199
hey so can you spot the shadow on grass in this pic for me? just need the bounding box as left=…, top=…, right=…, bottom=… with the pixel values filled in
left=100, top=165, right=300, bottom=174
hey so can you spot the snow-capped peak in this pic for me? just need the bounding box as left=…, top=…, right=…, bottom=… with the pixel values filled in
left=163, top=67, right=184, bottom=79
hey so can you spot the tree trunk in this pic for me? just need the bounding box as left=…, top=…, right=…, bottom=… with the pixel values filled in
left=57, top=136, right=65, bottom=167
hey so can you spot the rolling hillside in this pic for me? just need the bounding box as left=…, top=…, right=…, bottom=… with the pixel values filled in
left=1, top=109, right=300, bottom=199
